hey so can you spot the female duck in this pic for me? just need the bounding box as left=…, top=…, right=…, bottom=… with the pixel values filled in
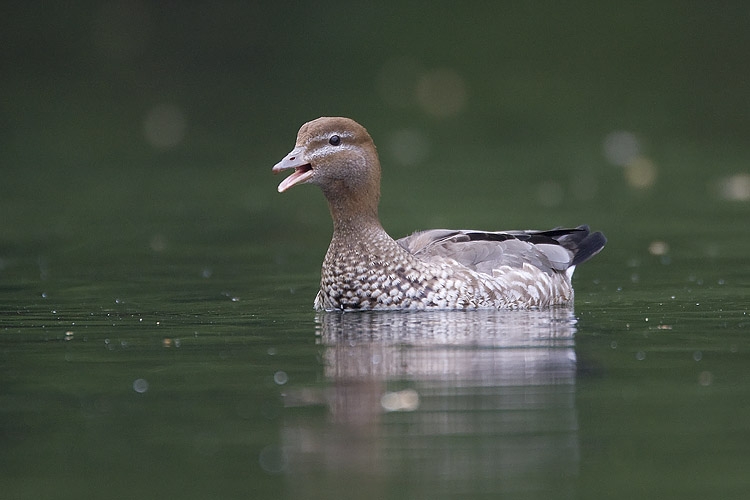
left=273, top=117, right=605, bottom=311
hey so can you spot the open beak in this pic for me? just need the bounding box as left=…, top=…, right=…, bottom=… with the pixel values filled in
left=272, top=146, right=313, bottom=193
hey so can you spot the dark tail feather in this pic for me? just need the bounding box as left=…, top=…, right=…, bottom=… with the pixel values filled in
left=555, top=224, right=607, bottom=266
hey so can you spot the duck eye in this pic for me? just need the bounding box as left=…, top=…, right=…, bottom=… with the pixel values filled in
left=329, top=135, right=341, bottom=146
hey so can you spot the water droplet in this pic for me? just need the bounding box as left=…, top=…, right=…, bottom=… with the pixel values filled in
left=648, top=241, right=669, bottom=256
left=273, top=371, right=288, bottom=385
left=635, top=351, right=646, bottom=361
left=133, top=378, right=149, bottom=393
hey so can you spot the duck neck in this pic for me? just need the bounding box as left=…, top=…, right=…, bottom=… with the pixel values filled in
left=323, top=183, right=383, bottom=234
left=328, top=200, right=383, bottom=237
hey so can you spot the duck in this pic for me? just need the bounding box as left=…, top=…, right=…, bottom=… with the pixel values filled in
left=273, top=117, right=606, bottom=311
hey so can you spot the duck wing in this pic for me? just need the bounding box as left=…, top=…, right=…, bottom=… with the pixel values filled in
left=396, top=225, right=606, bottom=276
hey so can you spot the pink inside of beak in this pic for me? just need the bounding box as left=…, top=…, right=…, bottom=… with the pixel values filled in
left=277, top=165, right=313, bottom=192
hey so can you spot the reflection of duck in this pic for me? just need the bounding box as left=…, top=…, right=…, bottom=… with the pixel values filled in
left=282, top=310, right=580, bottom=498
left=317, top=309, right=577, bottom=384
left=273, top=117, right=606, bottom=311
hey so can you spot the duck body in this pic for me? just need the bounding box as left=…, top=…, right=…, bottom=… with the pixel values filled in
left=273, top=117, right=606, bottom=311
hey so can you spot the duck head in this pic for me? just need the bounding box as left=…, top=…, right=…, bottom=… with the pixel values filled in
left=273, top=117, right=382, bottom=221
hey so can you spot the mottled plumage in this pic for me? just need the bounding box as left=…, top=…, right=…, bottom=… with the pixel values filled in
left=273, top=117, right=606, bottom=311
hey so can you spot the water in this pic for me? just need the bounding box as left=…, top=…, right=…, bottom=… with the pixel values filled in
left=2, top=205, right=749, bottom=499
left=3, top=3, right=750, bottom=498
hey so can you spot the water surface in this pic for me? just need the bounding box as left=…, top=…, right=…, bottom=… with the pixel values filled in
left=2, top=225, right=748, bottom=499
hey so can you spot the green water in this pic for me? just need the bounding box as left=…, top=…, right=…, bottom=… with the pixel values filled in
left=3, top=222, right=748, bottom=499
left=3, top=2, right=750, bottom=499
left=3, top=222, right=749, bottom=499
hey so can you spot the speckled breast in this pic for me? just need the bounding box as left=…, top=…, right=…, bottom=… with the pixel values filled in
left=314, top=253, right=573, bottom=311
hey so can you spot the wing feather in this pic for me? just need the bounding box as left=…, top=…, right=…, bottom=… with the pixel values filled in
left=396, top=226, right=606, bottom=276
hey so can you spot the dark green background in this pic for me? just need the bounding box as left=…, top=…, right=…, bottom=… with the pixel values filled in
left=3, top=2, right=749, bottom=247
left=2, top=2, right=749, bottom=499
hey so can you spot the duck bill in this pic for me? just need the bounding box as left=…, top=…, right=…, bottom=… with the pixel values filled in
left=272, top=146, right=313, bottom=193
